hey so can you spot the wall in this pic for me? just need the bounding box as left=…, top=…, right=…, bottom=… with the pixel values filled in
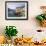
left=0, top=0, right=46, bottom=41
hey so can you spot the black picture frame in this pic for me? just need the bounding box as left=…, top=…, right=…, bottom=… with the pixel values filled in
left=5, top=1, right=28, bottom=20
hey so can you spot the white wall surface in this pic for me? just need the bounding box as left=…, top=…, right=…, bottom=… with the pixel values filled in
left=0, top=0, right=46, bottom=41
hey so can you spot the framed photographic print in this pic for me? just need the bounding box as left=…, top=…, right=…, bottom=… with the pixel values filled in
left=5, top=1, right=28, bottom=20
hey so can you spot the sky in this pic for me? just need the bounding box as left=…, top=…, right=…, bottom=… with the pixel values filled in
left=7, top=2, right=25, bottom=9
